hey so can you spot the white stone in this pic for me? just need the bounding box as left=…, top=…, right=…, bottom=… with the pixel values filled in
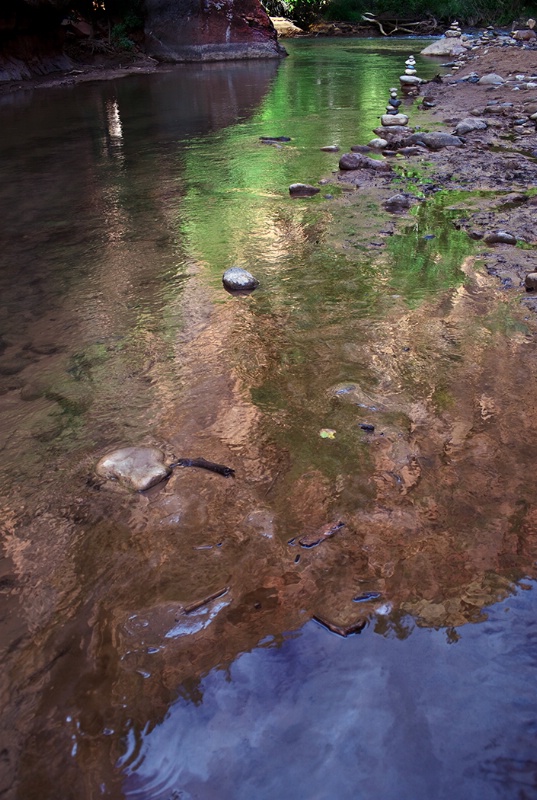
left=478, top=73, right=505, bottom=85
left=368, top=137, right=388, bottom=148
left=381, top=113, right=409, bottom=126
left=399, top=75, right=423, bottom=85
left=96, top=447, right=171, bottom=491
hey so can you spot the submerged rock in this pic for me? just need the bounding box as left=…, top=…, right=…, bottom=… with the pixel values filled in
left=289, top=183, right=321, bottom=197
left=222, top=267, right=260, bottom=291
left=339, top=153, right=391, bottom=171
left=384, top=194, right=411, bottom=212
left=320, top=145, right=340, bottom=152
left=96, top=446, right=171, bottom=491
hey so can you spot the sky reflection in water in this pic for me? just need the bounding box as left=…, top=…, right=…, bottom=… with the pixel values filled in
left=121, top=581, right=537, bottom=800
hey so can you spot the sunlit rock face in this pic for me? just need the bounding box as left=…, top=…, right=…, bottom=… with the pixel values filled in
left=0, top=0, right=71, bottom=81
left=144, top=0, right=286, bottom=62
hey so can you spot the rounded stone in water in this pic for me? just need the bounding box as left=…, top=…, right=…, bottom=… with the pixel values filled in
left=222, top=267, right=259, bottom=292
left=96, top=446, right=171, bottom=491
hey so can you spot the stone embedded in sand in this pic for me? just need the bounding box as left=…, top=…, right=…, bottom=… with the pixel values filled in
left=96, top=446, right=171, bottom=491
left=222, top=267, right=260, bottom=291
left=289, top=183, right=321, bottom=197
left=454, top=118, right=488, bottom=135
left=483, top=231, right=517, bottom=246
left=339, top=153, right=391, bottom=172
left=381, top=113, right=409, bottom=126
left=525, top=272, right=537, bottom=290
left=478, top=73, right=505, bottom=85
left=407, top=132, right=464, bottom=150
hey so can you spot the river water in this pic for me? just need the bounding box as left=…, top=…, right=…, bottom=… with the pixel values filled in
left=1, top=38, right=537, bottom=799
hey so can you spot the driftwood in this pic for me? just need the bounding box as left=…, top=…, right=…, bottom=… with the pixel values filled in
left=361, top=12, right=438, bottom=36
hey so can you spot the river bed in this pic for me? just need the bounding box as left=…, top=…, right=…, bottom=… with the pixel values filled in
left=1, top=38, right=537, bottom=799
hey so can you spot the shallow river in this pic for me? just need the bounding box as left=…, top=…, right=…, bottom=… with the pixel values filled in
left=1, top=38, right=537, bottom=800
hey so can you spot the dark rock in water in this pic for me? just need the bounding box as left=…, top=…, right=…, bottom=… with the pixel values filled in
left=525, top=272, right=537, bottom=290
left=96, top=446, right=171, bottom=491
left=350, top=144, right=371, bottom=153
left=299, top=520, right=345, bottom=548
left=339, top=153, right=391, bottom=172
left=222, top=267, right=259, bottom=291
left=384, top=193, right=411, bottom=212
left=260, top=136, right=291, bottom=142
left=407, top=132, right=464, bottom=150
left=289, top=183, right=321, bottom=197
left=483, top=230, right=517, bottom=245
left=353, top=591, right=381, bottom=603
left=389, top=98, right=402, bottom=108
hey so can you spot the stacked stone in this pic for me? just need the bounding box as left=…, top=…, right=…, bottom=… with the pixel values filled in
left=368, top=86, right=410, bottom=148
left=399, top=54, right=423, bottom=95
left=445, top=20, right=462, bottom=38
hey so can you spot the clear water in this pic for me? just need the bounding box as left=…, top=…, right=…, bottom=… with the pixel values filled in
left=0, top=38, right=536, bottom=800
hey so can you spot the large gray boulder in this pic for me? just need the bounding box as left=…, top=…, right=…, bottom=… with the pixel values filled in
left=145, top=0, right=286, bottom=62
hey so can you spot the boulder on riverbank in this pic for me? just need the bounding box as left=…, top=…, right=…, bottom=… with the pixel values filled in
left=144, top=0, right=286, bottom=62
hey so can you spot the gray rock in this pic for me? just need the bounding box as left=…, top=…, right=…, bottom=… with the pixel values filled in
left=96, top=446, right=171, bottom=491
left=289, top=183, right=321, bottom=197
left=350, top=144, right=372, bottom=153
left=478, top=73, right=505, bottom=85
left=320, top=145, right=340, bottom=152
left=483, top=231, right=517, bottom=245
left=384, top=194, right=411, bottom=212
left=222, top=267, right=260, bottom=291
left=373, top=125, right=413, bottom=137
left=381, top=113, right=409, bottom=126
left=525, top=272, right=537, bottom=290
left=454, top=117, right=488, bottom=135
left=368, top=137, right=388, bottom=149
left=339, top=153, right=392, bottom=172
left=407, top=132, right=464, bottom=150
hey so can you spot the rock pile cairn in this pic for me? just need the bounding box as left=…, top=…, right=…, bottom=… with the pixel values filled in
left=399, top=54, right=423, bottom=95
left=445, top=20, right=462, bottom=38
